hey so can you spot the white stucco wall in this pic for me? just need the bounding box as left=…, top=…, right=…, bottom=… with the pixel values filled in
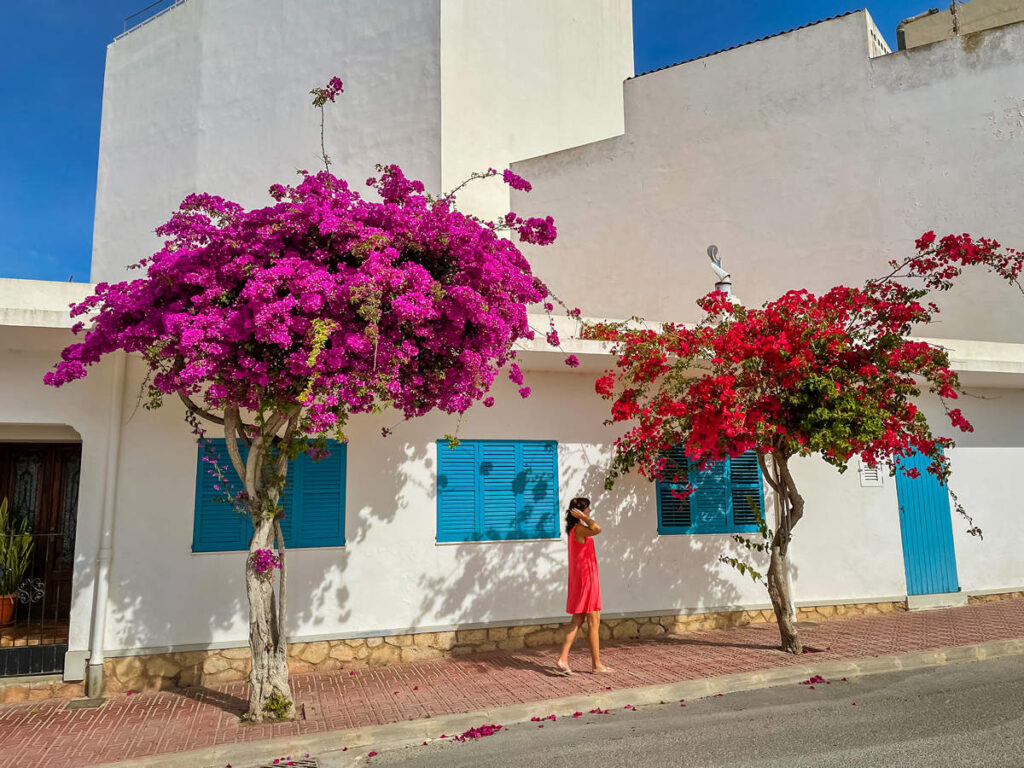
left=438, top=0, right=632, bottom=220
left=511, top=12, right=1024, bottom=344
left=92, top=0, right=633, bottom=282
left=98, top=356, right=927, bottom=656
left=92, top=0, right=445, bottom=283
left=3, top=303, right=1020, bottom=660
left=0, top=323, right=116, bottom=667
left=917, top=388, right=1024, bottom=594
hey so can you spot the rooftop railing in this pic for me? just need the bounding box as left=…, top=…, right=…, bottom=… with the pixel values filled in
left=115, top=0, right=188, bottom=41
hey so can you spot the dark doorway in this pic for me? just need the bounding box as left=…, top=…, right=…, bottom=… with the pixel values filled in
left=0, top=442, right=81, bottom=676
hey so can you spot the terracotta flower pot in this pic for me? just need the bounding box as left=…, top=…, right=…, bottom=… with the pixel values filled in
left=0, top=594, right=15, bottom=626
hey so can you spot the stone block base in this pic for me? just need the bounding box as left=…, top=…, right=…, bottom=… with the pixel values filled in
left=969, top=590, right=1024, bottom=604
left=95, top=598, right=907, bottom=695
left=0, top=676, right=83, bottom=703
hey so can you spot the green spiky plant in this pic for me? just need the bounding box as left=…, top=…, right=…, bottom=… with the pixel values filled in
left=0, top=498, right=34, bottom=596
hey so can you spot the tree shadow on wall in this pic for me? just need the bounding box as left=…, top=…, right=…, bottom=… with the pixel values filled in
left=410, top=440, right=779, bottom=659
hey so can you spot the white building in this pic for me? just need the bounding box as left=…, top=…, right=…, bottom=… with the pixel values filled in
left=1, top=3, right=1023, bottom=697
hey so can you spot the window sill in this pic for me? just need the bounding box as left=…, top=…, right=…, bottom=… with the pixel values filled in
left=435, top=537, right=561, bottom=546
left=190, top=545, right=347, bottom=555
left=657, top=528, right=759, bottom=537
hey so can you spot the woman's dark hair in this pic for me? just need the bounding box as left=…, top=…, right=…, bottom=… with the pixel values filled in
left=565, top=497, right=590, bottom=534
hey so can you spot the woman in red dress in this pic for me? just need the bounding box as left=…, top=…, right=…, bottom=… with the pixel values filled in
left=556, top=497, right=614, bottom=675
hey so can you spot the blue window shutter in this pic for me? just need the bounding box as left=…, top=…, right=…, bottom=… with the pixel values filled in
left=730, top=451, right=763, bottom=529
left=690, top=459, right=731, bottom=532
left=290, top=445, right=346, bottom=548
left=657, top=445, right=692, bottom=534
left=656, top=447, right=762, bottom=535
left=436, top=440, right=560, bottom=542
left=437, top=442, right=480, bottom=542
left=480, top=442, right=518, bottom=539
left=517, top=441, right=559, bottom=538
left=193, top=439, right=346, bottom=551
left=192, top=439, right=251, bottom=552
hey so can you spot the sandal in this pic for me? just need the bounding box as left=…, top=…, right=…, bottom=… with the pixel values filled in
left=593, top=666, right=616, bottom=674
left=554, top=660, right=573, bottom=676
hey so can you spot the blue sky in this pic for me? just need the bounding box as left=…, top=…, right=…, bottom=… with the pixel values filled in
left=1, top=0, right=933, bottom=283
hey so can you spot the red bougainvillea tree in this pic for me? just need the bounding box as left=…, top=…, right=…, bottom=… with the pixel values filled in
left=586, top=232, right=1023, bottom=654
left=45, top=78, right=560, bottom=720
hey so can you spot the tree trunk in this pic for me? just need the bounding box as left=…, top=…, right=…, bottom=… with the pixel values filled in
left=766, top=527, right=801, bottom=654
left=244, top=515, right=294, bottom=722
left=760, top=452, right=805, bottom=655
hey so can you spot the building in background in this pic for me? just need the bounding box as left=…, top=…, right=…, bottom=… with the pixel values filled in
left=898, top=0, right=1024, bottom=49
left=1, top=1, right=1023, bottom=698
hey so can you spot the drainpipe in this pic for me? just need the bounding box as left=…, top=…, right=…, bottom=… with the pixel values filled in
left=86, top=352, right=126, bottom=698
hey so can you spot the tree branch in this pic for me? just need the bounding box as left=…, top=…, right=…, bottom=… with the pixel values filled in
left=775, top=456, right=805, bottom=530
left=222, top=407, right=248, bottom=483
left=757, top=451, right=782, bottom=494
left=179, top=392, right=226, bottom=426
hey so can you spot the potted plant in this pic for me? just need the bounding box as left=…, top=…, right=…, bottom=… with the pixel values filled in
left=0, top=498, right=34, bottom=626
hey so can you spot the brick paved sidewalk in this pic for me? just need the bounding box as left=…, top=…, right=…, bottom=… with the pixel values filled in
left=0, top=598, right=1022, bottom=768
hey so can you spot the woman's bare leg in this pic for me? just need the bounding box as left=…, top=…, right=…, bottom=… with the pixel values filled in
left=557, top=614, right=586, bottom=671
left=587, top=611, right=613, bottom=672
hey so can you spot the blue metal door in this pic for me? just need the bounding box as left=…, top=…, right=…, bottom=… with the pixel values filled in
left=894, top=452, right=960, bottom=596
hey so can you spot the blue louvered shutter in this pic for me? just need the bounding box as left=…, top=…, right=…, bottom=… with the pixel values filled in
left=289, top=446, right=346, bottom=548
left=437, top=440, right=559, bottom=542
left=193, top=439, right=346, bottom=551
left=657, top=445, right=692, bottom=533
left=480, top=442, right=518, bottom=539
left=519, top=442, right=559, bottom=538
left=192, top=440, right=251, bottom=552
left=437, top=442, right=480, bottom=542
left=689, top=459, right=731, bottom=532
left=730, top=451, right=763, bottom=529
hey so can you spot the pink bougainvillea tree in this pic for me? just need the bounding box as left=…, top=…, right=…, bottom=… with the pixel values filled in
left=585, top=233, right=1022, bottom=654
left=45, top=78, right=559, bottom=720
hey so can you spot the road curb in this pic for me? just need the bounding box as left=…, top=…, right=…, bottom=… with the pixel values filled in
left=99, top=637, right=1024, bottom=768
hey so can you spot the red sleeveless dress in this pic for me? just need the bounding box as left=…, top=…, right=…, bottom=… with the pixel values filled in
left=566, top=531, right=602, bottom=614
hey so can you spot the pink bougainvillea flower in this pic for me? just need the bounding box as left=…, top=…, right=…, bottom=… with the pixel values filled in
left=518, top=387, right=531, bottom=398
left=413, top=685, right=419, bottom=691
left=564, top=354, right=580, bottom=368
left=502, top=169, right=532, bottom=193
left=572, top=711, right=582, bottom=718
left=368, top=751, right=377, bottom=758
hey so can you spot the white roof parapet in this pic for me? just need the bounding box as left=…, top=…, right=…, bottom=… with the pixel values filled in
left=517, top=318, right=1024, bottom=385
left=0, top=278, right=94, bottom=329
left=913, top=336, right=1024, bottom=378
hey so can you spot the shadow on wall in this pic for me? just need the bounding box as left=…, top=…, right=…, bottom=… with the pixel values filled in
left=411, top=439, right=777, bottom=634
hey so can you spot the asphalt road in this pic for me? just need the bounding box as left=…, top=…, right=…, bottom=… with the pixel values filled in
left=356, top=656, right=1024, bottom=768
